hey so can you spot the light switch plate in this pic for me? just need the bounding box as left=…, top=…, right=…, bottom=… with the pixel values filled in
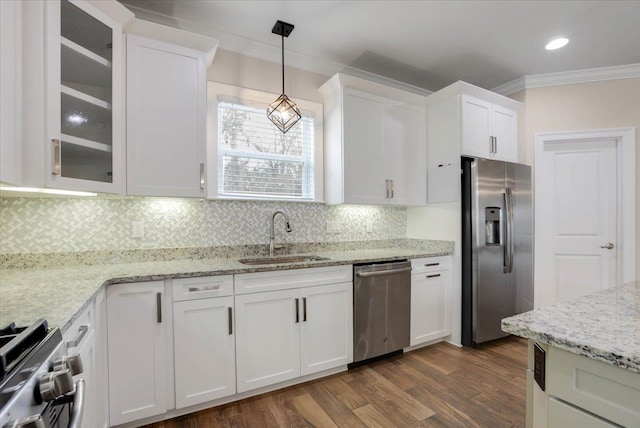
left=326, top=221, right=341, bottom=234
left=132, top=221, right=144, bottom=238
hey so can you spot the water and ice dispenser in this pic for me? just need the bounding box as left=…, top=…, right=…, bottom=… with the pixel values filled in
left=485, top=207, right=501, bottom=245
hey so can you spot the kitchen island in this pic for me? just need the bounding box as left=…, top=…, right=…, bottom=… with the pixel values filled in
left=502, top=282, right=640, bottom=427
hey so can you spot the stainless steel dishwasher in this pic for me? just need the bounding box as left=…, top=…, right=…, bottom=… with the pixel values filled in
left=353, top=260, right=412, bottom=363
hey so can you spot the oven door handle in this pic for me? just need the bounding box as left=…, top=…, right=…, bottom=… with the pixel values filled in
left=68, top=379, right=85, bottom=428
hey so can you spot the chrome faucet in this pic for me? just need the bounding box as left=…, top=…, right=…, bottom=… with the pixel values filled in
left=269, top=211, right=293, bottom=256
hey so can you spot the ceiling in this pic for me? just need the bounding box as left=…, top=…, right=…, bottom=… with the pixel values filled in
left=118, top=1, right=640, bottom=92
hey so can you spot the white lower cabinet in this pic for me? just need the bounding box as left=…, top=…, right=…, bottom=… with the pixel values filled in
left=107, top=281, right=167, bottom=426
left=410, top=256, right=452, bottom=346
left=235, top=273, right=353, bottom=394
left=63, top=301, right=98, bottom=428
left=300, top=282, right=353, bottom=376
left=173, top=296, right=236, bottom=408
left=235, top=289, right=302, bottom=393
left=94, top=289, right=109, bottom=428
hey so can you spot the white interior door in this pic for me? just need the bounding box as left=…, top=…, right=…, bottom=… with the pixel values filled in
left=536, top=139, right=617, bottom=307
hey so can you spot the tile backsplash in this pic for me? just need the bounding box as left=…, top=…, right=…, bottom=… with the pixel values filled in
left=0, top=198, right=407, bottom=254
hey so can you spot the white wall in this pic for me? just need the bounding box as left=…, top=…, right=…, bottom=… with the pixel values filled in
left=512, top=77, right=640, bottom=280
left=208, top=48, right=329, bottom=103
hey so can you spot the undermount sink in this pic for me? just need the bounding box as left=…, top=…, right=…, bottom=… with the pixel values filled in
left=239, top=255, right=330, bottom=265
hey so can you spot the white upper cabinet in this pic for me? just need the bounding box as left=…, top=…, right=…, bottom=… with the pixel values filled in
left=0, top=0, right=22, bottom=185
left=126, top=20, right=218, bottom=197
left=426, top=81, right=521, bottom=203
left=319, top=73, right=427, bottom=206
left=44, top=0, right=132, bottom=193
left=461, top=95, right=518, bottom=162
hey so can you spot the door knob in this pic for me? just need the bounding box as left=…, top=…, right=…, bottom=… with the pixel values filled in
left=600, top=243, right=615, bottom=250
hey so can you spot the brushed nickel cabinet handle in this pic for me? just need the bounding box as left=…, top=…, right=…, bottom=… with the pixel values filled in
left=427, top=274, right=441, bottom=278
left=390, top=180, right=394, bottom=199
left=494, top=136, right=498, bottom=153
left=200, top=163, right=205, bottom=190
left=303, top=297, right=307, bottom=322
left=425, top=262, right=440, bottom=267
left=52, top=139, right=61, bottom=175
left=228, top=307, right=233, bottom=335
left=187, top=284, right=220, bottom=292
left=66, top=325, right=88, bottom=348
left=600, top=243, right=614, bottom=250
left=385, top=179, right=390, bottom=198
left=156, top=292, right=162, bottom=323
left=295, top=298, right=299, bottom=323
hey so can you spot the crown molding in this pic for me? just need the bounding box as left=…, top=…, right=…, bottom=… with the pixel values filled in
left=493, top=63, right=640, bottom=95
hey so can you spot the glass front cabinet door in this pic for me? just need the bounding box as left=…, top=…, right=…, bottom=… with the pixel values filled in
left=45, top=0, right=128, bottom=193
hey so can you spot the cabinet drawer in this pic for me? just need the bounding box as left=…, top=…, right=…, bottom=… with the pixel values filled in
left=235, top=265, right=352, bottom=295
left=547, top=347, right=640, bottom=427
left=548, top=397, right=616, bottom=428
left=411, top=256, right=451, bottom=274
left=172, top=275, right=234, bottom=301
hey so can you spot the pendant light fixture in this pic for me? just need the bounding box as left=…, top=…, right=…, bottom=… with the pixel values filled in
left=267, top=20, right=301, bottom=134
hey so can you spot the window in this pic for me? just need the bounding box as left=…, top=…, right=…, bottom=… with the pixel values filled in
left=210, top=83, right=323, bottom=201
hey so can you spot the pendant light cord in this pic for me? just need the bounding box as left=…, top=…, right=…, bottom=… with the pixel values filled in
left=281, top=33, right=285, bottom=94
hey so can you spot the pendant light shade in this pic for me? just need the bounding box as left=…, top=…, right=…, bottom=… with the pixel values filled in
left=267, top=20, right=301, bottom=134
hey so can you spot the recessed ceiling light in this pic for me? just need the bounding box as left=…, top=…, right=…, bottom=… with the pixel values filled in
left=545, top=38, right=569, bottom=51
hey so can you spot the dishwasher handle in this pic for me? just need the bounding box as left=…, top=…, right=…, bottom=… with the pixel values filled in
left=355, top=267, right=412, bottom=278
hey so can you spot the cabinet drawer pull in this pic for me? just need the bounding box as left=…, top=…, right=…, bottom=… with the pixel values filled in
left=66, top=325, right=88, bottom=348
left=427, top=274, right=441, bottom=278
left=425, top=262, right=440, bottom=267
left=228, top=307, right=233, bottom=335
left=303, top=297, right=307, bottom=322
left=295, top=298, right=299, bottom=323
left=187, top=284, right=220, bottom=292
left=390, top=179, right=394, bottom=199
left=199, top=163, right=205, bottom=190
left=156, top=292, right=162, bottom=323
left=52, top=139, right=61, bottom=175
left=385, top=179, right=390, bottom=198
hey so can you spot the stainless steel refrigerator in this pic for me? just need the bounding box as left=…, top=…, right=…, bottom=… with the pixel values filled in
left=461, top=157, right=533, bottom=346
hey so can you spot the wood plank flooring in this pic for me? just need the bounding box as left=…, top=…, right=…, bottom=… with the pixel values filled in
left=145, top=337, right=527, bottom=428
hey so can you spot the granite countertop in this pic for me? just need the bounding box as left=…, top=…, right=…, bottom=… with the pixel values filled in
left=0, top=245, right=451, bottom=333
left=502, top=282, right=640, bottom=373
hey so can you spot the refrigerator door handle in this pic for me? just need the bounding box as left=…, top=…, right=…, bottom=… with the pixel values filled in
left=503, top=187, right=514, bottom=273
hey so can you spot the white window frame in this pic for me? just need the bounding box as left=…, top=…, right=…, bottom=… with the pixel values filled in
left=207, top=82, right=324, bottom=202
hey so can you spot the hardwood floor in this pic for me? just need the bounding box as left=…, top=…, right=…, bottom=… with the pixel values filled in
left=146, top=337, right=528, bottom=428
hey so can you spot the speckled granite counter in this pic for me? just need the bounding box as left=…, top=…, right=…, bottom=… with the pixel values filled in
left=502, top=282, right=640, bottom=373
left=0, top=243, right=452, bottom=333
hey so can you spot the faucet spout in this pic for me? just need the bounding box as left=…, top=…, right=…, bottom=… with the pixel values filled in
left=270, top=211, right=293, bottom=256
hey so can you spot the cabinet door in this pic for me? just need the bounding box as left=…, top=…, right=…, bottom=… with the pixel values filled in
left=0, top=0, right=22, bottom=185
left=491, top=105, right=518, bottom=162
left=300, top=283, right=353, bottom=376
left=74, top=329, right=98, bottom=428
left=410, top=269, right=451, bottom=346
left=461, top=95, right=492, bottom=159
left=385, top=102, right=427, bottom=206
left=342, top=88, right=387, bottom=204
left=45, top=0, right=125, bottom=193
left=94, top=289, right=109, bottom=428
left=127, top=34, right=207, bottom=197
left=173, top=296, right=235, bottom=408
left=107, top=282, right=167, bottom=425
left=235, top=289, right=301, bottom=393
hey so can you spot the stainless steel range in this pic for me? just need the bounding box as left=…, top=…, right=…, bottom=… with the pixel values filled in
left=0, top=320, right=85, bottom=428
